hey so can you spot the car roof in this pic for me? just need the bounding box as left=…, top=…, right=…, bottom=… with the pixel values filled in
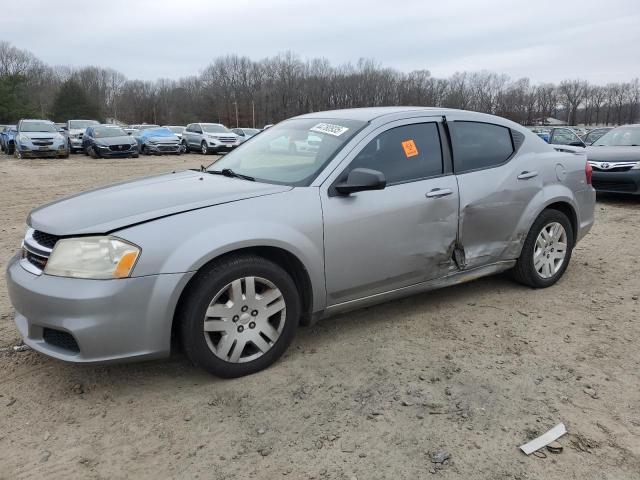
left=295, top=107, right=459, bottom=122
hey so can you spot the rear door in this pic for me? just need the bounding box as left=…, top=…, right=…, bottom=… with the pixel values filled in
left=446, top=117, right=543, bottom=268
left=321, top=118, right=460, bottom=306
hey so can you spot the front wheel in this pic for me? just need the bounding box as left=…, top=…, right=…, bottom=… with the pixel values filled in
left=179, top=255, right=300, bottom=378
left=181, top=140, right=189, bottom=153
left=511, top=209, right=574, bottom=288
left=201, top=141, right=210, bottom=155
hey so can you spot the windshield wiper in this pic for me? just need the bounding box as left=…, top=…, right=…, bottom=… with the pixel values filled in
left=206, top=168, right=255, bottom=181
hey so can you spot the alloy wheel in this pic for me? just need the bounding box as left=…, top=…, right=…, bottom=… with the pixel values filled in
left=201, top=142, right=207, bottom=154
left=203, top=276, right=286, bottom=363
left=534, top=222, right=567, bottom=279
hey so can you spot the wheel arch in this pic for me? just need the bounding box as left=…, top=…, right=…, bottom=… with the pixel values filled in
left=543, top=201, right=578, bottom=244
left=171, top=245, right=315, bottom=348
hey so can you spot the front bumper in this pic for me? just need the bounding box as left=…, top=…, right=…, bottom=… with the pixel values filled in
left=69, top=138, right=83, bottom=149
left=146, top=143, right=181, bottom=154
left=592, top=169, right=640, bottom=194
left=6, top=254, right=194, bottom=363
left=96, top=145, right=138, bottom=157
left=206, top=142, right=239, bottom=152
left=17, top=144, right=67, bottom=158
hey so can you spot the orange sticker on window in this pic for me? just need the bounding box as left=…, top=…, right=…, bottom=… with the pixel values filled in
left=401, top=140, right=418, bottom=158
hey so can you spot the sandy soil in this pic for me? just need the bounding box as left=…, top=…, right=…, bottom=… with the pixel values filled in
left=0, top=153, right=639, bottom=480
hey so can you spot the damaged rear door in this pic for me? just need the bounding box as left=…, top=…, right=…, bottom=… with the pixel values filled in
left=322, top=117, right=459, bottom=306
left=446, top=116, right=543, bottom=269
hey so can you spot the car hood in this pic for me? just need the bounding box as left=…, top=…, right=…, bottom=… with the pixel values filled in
left=28, top=170, right=292, bottom=236
left=95, top=135, right=137, bottom=146
left=585, top=146, right=640, bottom=162
left=146, top=135, right=180, bottom=143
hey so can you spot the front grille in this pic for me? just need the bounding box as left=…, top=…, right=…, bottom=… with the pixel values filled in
left=592, top=180, right=637, bottom=192
left=592, top=166, right=633, bottom=172
left=218, top=137, right=236, bottom=143
left=158, top=145, right=179, bottom=151
left=109, top=144, right=131, bottom=151
left=32, top=230, right=59, bottom=249
left=32, top=140, right=53, bottom=146
left=43, top=328, right=80, bottom=354
left=22, top=249, right=47, bottom=270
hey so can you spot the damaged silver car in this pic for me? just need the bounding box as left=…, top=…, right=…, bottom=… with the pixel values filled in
left=6, top=107, right=595, bottom=378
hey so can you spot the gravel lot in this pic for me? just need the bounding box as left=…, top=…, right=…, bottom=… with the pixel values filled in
left=1, top=153, right=639, bottom=479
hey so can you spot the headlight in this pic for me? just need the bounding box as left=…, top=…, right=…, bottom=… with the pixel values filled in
left=18, top=134, right=31, bottom=143
left=44, top=236, right=140, bottom=279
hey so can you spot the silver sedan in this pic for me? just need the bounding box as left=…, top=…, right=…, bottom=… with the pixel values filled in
left=6, top=107, right=595, bottom=377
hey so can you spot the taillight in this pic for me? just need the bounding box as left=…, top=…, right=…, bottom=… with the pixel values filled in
left=585, top=162, right=593, bottom=185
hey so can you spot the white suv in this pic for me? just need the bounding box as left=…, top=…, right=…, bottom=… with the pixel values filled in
left=182, top=123, right=241, bottom=154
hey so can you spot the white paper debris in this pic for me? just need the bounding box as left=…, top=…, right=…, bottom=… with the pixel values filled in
left=520, top=423, right=567, bottom=455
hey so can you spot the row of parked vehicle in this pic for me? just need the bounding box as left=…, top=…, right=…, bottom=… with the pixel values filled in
left=531, top=124, right=640, bottom=195
left=0, top=119, right=266, bottom=158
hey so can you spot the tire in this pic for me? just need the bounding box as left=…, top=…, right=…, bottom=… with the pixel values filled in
left=178, top=254, right=300, bottom=378
left=201, top=141, right=209, bottom=155
left=6, top=143, right=13, bottom=155
left=14, top=147, right=21, bottom=159
left=131, top=153, right=139, bottom=158
left=67, top=139, right=74, bottom=154
left=511, top=209, right=574, bottom=288
left=142, top=145, right=149, bottom=155
left=88, top=145, right=99, bottom=159
left=182, top=140, right=189, bottom=153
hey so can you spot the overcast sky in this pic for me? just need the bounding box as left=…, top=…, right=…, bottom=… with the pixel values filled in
left=5, top=0, right=640, bottom=84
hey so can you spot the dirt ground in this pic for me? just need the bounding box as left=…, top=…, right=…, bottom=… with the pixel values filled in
left=0, top=153, right=639, bottom=480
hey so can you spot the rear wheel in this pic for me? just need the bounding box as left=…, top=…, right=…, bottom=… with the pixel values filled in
left=511, top=209, right=574, bottom=288
left=179, top=254, right=300, bottom=378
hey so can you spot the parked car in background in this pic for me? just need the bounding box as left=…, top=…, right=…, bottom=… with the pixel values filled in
left=136, top=127, right=182, bottom=155
left=64, top=119, right=100, bottom=153
left=182, top=123, right=240, bottom=154
left=14, top=119, right=68, bottom=159
left=586, top=125, right=640, bottom=195
left=82, top=125, right=139, bottom=158
left=130, top=124, right=160, bottom=131
left=6, top=107, right=595, bottom=377
left=547, top=127, right=586, bottom=148
left=123, top=128, right=140, bottom=137
left=231, top=128, right=260, bottom=143
left=263, top=124, right=273, bottom=129
left=1, top=125, right=17, bottom=153
left=583, top=127, right=613, bottom=145
left=54, top=123, right=66, bottom=133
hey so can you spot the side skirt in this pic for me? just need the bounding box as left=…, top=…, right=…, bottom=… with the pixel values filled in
left=321, top=260, right=516, bottom=318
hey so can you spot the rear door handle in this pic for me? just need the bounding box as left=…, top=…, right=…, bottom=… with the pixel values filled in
left=425, top=188, right=453, bottom=198
left=517, top=171, right=538, bottom=180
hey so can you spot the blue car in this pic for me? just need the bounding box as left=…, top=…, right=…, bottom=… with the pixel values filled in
left=1, top=125, right=17, bottom=154
left=136, top=127, right=182, bottom=155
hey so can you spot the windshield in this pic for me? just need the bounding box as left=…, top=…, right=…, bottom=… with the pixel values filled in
left=144, top=128, right=175, bottom=137
left=20, top=121, right=57, bottom=133
left=202, top=124, right=231, bottom=134
left=167, top=126, right=185, bottom=134
left=94, top=126, right=126, bottom=138
left=69, top=120, right=99, bottom=130
left=208, top=118, right=366, bottom=186
left=593, top=127, right=640, bottom=146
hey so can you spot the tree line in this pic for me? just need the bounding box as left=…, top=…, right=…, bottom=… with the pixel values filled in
left=1, top=41, right=638, bottom=128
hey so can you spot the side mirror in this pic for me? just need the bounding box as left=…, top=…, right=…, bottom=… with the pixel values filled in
left=568, top=141, right=585, bottom=148
left=334, top=168, right=386, bottom=196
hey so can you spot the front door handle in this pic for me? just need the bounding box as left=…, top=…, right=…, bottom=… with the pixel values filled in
left=426, top=188, right=453, bottom=198
left=517, top=171, right=538, bottom=180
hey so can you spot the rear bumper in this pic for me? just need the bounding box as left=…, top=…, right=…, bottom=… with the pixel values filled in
left=592, top=170, right=640, bottom=194
left=6, top=254, right=194, bottom=363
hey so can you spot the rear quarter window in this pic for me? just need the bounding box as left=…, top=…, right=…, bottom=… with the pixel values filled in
left=450, top=121, right=514, bottom=173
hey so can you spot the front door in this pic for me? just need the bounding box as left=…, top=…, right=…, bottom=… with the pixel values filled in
left=321, top=118, right=460, bottom=306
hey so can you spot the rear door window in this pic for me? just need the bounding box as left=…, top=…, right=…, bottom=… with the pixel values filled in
left=449, top=122, right=514, bottom=173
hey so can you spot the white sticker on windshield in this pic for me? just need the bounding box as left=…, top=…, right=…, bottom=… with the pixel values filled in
left=310, top=123, right=349, bottom=137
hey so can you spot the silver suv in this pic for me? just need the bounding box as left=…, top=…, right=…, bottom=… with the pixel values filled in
left=6, top=108, right=595, bottom=378
left=182, top=123, right=241, bottom=154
